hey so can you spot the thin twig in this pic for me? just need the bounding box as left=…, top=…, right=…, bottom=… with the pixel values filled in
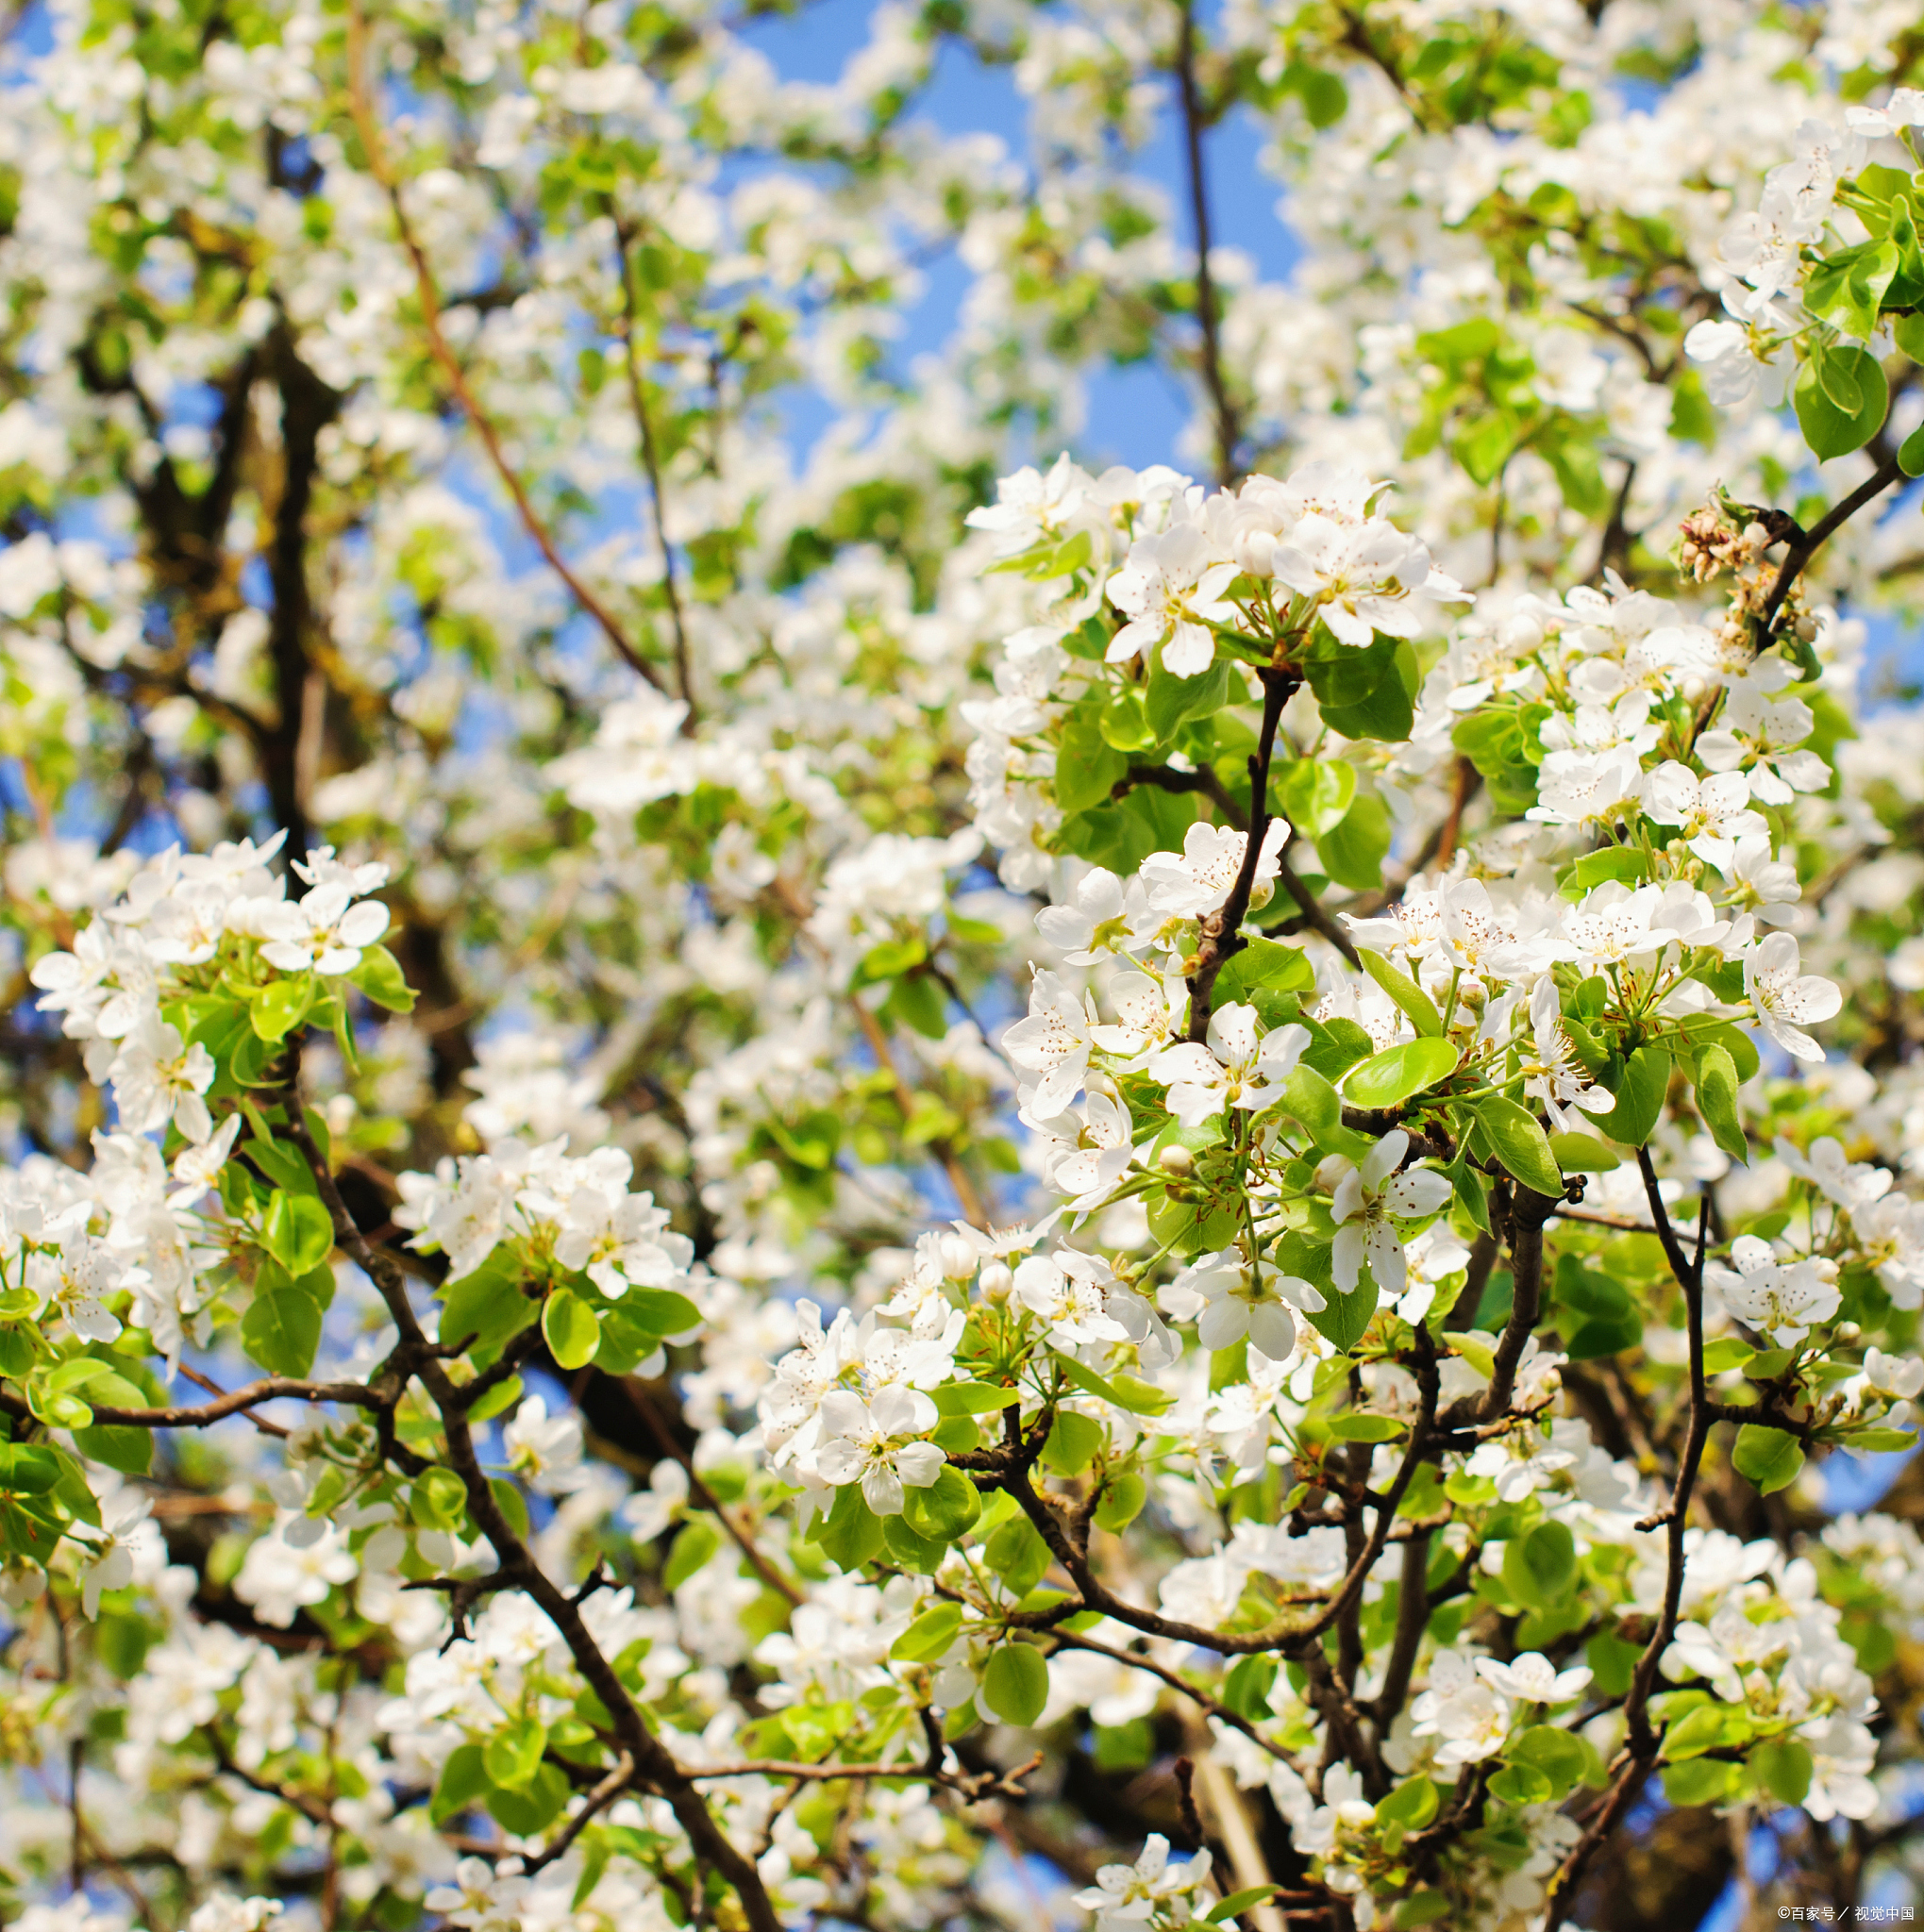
left=1173, top=0, right=1239, bottom=484
left=343, top=1, right=667, bottom=694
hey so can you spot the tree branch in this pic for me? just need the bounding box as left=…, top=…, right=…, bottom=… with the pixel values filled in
left=1173, top=0, right=1240, bottom=484
left=343, top=1, right=668, bottom=696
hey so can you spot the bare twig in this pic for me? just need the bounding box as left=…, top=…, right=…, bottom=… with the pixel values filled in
left=344, top=2, right=668, bottom=695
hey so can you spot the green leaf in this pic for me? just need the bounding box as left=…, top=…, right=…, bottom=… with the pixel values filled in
left=1900, top=421, right=1924, bottom=478
left=662, top=1516, right=722, bottom=1591
left=1506, top=1725, right=1593, bottom=1797
left=815, top=1482, right=884, bottom=1572
left=1052, top=1351, right=1172, bottom=1416
left=1473, top=1095, right=1564, bottom=1196
left=437, top=1249, right=537, bottom=1355
left=1663, top=1757, right=1740, bottom=1807
left=1486, top=1762, right=1553, bottom=1807
left=1280, top=1064, right=1343, bottom=1141
left=484, top=1717, right=548, bottom=1790
left=1318, top=789, right=1394, bottom=884
left=1357, top=949, right=1443, bottom=1036
left=1055, top=702, right=1129, bottom=814
left=249, top=975, right=314, bottom=1042
left=1502, top=1522, right=1576, bottom=1609
left=1095, top=1471, right=1146, bottom=1532
left=1327, top=1411, right=1405, bottom=1441
left=261, top=1191, right=334, bottom=1275
left=431, top=1743, right=490, bottom=1824
left=1275, top=757, right=1357, bottom=837
left=1041, top=1409, right=1104, bottom=1476
left=1749, top=1737, right=1814, bottom=1807
left=1663, top=1703, right=1740, bottom=1760
left=1374, top=1775, right=1438, bottom=1830
left=1392, top=1891, right=1452, bottom=1930
left=1732, top=1424, right=1803, bottom=1495
left=346, top=943, right=416, bottom=1009
left=1205, top=1885, right=1285, bottom=1924
left=1344, top=1038, right=1459, bottom=1110
left=891, top=1602, right=964, bottom=1664
left=1840, top=1426, right=1919, bottom=1451
left=1701, top=1338, right=1754, bottom=1374
left=983, top=1514, right=1051, bottom=1596
left=980, top=1642, right=1049, bottom=1726
left=486, top=1762, right=569, bottom=1836
left=932, top=1381, right=1023, bottom=1416
left=1694, top=1042, right=1747, bottom=1163
left=1548, top=1132, right=1619, bottom=1172
left=241, top=1287, right=322, bottom=1378
left=1222, top=1656, right=1278, bottom=1722
left=624, top=1287, right=701, bottom=1338
left=1559, top=845, right=1650, bottom=900
left=1794, top=345, right=1889, bottom=460
left=73, top=1424, right=152, bottom=1474
left=543, top=1291, right=602, bottom=1371
left=1592, top=1043, right=1669, bottom=1147
left=899, top=1466, right=982, bottom=1544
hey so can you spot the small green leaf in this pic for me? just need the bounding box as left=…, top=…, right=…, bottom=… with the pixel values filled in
left=1274, top=757, right=1357, bottom=838
left=1591, top=1043, right=1669, bottom=1148
left=1502, top=1522, right=1576, bottom=1609
left=624, top=1288, right=701, bottom=1338
left=1344, top=1037, right=1459, bottom=1110
left=980, top=1642, right=1049, bottom=1726
left=815, top=1482, right=884, bottom=1572
left=1374, top=1775, right=1438, bottom=1830
left=249, top=975, right=314, bottom=1042
left=1473, top=1095, right=1564, bottom=1196
left=890, top=1602, right=964, bottom=1664
left=260, top=1192, right=333, bottom=1277
left=1206, top=1885, right=1284, bottom=1924
left=1663, top=1756, right=1740, bottom=1807
left=1795, top=345, right=1889, bottom=460
left=241, top=1287, right=323, bottom=1378
left=431, top=1743, right=489, bottom=1824
left=1041, top=1410, right=1104, bottom=1476
left=932, top=1381, right=1023, bottom=1416
left=1749, top=1737, right=1813, bottom=1806
left=1327, top=1411, right=1405, bottom=1441
left=1732, top=1424, right=1803, bottom=1495
left=899, top=1466, right=982, bottom=1544
left=1548, top=1132, right=1619, bottom=1172
left=346, top=943, right=416, bottom=1009
left=1318, top=789, right=1394, bottom=882
left=662, top=1516, right=722, bottom=1591
left=1095, top=1472, right=1146, bottom=1532
left=1357, top=949, right=1444, bottom=1037
left=484, top=1717, right=548, bottom=1790
left=1694, top=1042, right=1748, bottom=1164
left=543, top=1291, right=602, bottom=1371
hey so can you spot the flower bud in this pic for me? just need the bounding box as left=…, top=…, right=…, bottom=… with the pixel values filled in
left=1158, top=1144, right=1195, bottom=1177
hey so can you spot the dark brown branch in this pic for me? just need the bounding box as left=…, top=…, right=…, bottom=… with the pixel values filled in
left=1185, top=668, right=1296, bottom=1041
left=1755, top=452, right=1904, bottom=646
left=283, top=1091, right=785, bottom=1932
left=344, top=2, right=668, bottom=696
left=514, top=1753, right=635, bottom=1876
left=614, top=220, right=698, bottom=728
left=1173, top=0, right=1240, bottom=483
